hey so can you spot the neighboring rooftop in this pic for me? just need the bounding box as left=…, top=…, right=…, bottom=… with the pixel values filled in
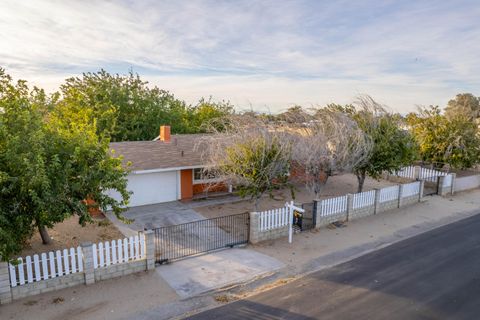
left=110, top=134, right=208, bottom=171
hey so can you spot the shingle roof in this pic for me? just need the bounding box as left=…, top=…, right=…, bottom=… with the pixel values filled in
left=110, top=134, right=207, bottom=171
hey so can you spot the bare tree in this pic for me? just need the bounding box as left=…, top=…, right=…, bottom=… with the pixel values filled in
left=197, top=115, right=293, bottom=211
left=352, top=95, right=417, bottom=192
left=289, top=109, right=372, bottom=199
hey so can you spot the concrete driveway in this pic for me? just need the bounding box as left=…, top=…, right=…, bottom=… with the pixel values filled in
left=156, top=248, right=284, bottom=298
left=106, top=201, right=207, bottom=237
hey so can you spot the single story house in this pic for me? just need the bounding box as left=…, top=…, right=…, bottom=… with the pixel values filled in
left=108, top=126, right=227, bottom=207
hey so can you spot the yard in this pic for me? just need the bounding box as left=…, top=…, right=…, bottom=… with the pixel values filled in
left=194, top=173, right=397, bottom=219
left=19, top=216, right=124, bottom=258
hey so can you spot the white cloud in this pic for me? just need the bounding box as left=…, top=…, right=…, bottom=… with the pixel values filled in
left=0, top=0, right=479, bottom=113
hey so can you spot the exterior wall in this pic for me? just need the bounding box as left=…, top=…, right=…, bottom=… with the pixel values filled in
left=454, top=175, right=480, bottom=193
left=10, top=273, right=84, bottom=300
left=193, top=182, right=228, bottom=195
left=180, top=169, right=193, bottom=200
left=249, top=212, right=289, bottom=244
left=85, top=197, right=103, bottom=218
left=377, top=199, right=398, bottom=213
left=402, top=195, right=419, bottom=206
left=94, top=260, right=146, bottom=282
left=349, top=205, right=375, bottom=221
left=316, top=210, right=348, bottom=228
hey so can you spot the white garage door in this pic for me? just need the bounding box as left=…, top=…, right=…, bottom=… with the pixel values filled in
left=126, top=171, right=178, bottom=207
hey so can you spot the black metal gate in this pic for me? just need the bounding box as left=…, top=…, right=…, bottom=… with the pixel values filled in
left=423, top=176, right=440, bottom=196
left=154, top=212, right=249, bottom=264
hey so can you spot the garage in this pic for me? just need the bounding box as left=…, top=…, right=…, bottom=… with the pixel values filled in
left=126, top=171, right=179, bottom=207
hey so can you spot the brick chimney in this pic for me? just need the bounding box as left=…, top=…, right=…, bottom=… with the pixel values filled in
left=160, top=125, right=171, bottom=143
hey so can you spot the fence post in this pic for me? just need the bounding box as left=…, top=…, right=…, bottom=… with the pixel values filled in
left=249, top=212, right=261, bottom=244
left=346, top=194, right=353, bottom=221
left=450, top=173, right=456, bottom=195
left=288, top=201, right=293, bottom=243
left=438, top=176, right=446, bottom=196
left=418, top=180, right=425, bottom=201
left=314, top=200, right=322, bottom=229
left=312, top=200, right=319, bottom=228
left=0, top=258, right=12, bottom=304
left=144, top=230, right=155, bottom=271
left=397, top=184, right=404, bottom=208
left=414, top=166, right=421, bottom=180
left=373, top=189, right=380, bottom=215
left=81, top=242, right=95, bottom=285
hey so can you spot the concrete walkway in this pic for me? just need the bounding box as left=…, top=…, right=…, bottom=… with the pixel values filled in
left=3, top=190, right=480, bottom=320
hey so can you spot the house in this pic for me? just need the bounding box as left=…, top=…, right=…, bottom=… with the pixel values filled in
left=108, top=126, right=227, bottom=207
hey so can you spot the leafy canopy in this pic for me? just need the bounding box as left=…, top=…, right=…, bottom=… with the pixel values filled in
left=444, top=93, right=480, bottom=121
left=58, top=70, right=233, bottom=141
left=350, top=97, right=417, bottom=192
left=0, top=69, right=130, bottom=260
left=406, top=106, right=480, bottom=169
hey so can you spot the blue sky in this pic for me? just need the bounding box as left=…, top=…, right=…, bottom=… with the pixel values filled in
left=1, top=0, right=479, bottom=113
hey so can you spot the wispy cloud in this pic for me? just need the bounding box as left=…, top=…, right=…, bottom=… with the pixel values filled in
left=1, top=0, right=479, bottom=112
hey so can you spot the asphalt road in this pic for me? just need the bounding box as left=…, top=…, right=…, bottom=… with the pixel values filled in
left=188, top=213, right=480, bottom=320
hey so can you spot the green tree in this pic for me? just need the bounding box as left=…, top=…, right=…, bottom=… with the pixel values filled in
left=0, top=69, right=130, bottom=260
left=407, top=106, right=480, bottom=168
left=58, top=70, right=233, bottom=141
left=444, top=93, right=480, bottom=121
left=351, top=97, right=417, bottom=192
left=189, top=97, right=234, bottom=132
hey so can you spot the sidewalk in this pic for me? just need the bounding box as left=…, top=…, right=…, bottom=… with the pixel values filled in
left=2, top=190, right=480, bottom=320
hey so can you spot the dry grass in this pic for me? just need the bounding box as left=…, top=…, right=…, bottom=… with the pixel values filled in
left=19, top=215, right=124, bottom=258
left=195, top=173, right=396, bottom=218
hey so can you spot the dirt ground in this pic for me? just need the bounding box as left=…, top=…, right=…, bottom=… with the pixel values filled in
left=195, top=173, right=396, bottom=218
left=19, top=216, right=124, bottom=258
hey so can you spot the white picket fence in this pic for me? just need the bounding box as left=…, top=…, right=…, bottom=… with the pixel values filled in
left=319, top=195, right=348, bottom=217
left=9, top=235, right=145, bottom=288
left=259, top=207, right=290, bottom=231
left=379, top=185, right=400, bottom=203
left=93, top=235, right=145, bottom=269
left=352, top=190, right=375, bottom=209
left=419, top=167, right=447, bottom=182
left=9, top=247, right=83, bottom=288
left=393, top=166, right=416, bottom=179
left=402, top=181, right=420, bottom=197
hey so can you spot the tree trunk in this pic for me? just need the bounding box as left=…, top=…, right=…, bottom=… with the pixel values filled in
left=38, top=225, right=52, bottom=245
left=356, top=172, right=366, bottom=193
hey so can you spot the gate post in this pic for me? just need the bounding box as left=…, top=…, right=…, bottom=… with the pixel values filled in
left=418, top=180, right=425, bottom=201
left=144, top=230, right=155, bottom=270
left=0, top=257, right=12, bottom=304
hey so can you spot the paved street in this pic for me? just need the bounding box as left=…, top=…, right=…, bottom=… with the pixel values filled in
left=188, top=213, right=480, bottom=320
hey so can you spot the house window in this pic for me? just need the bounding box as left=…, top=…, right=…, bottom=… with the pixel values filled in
left=193, top=168, right=217, bottom=182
